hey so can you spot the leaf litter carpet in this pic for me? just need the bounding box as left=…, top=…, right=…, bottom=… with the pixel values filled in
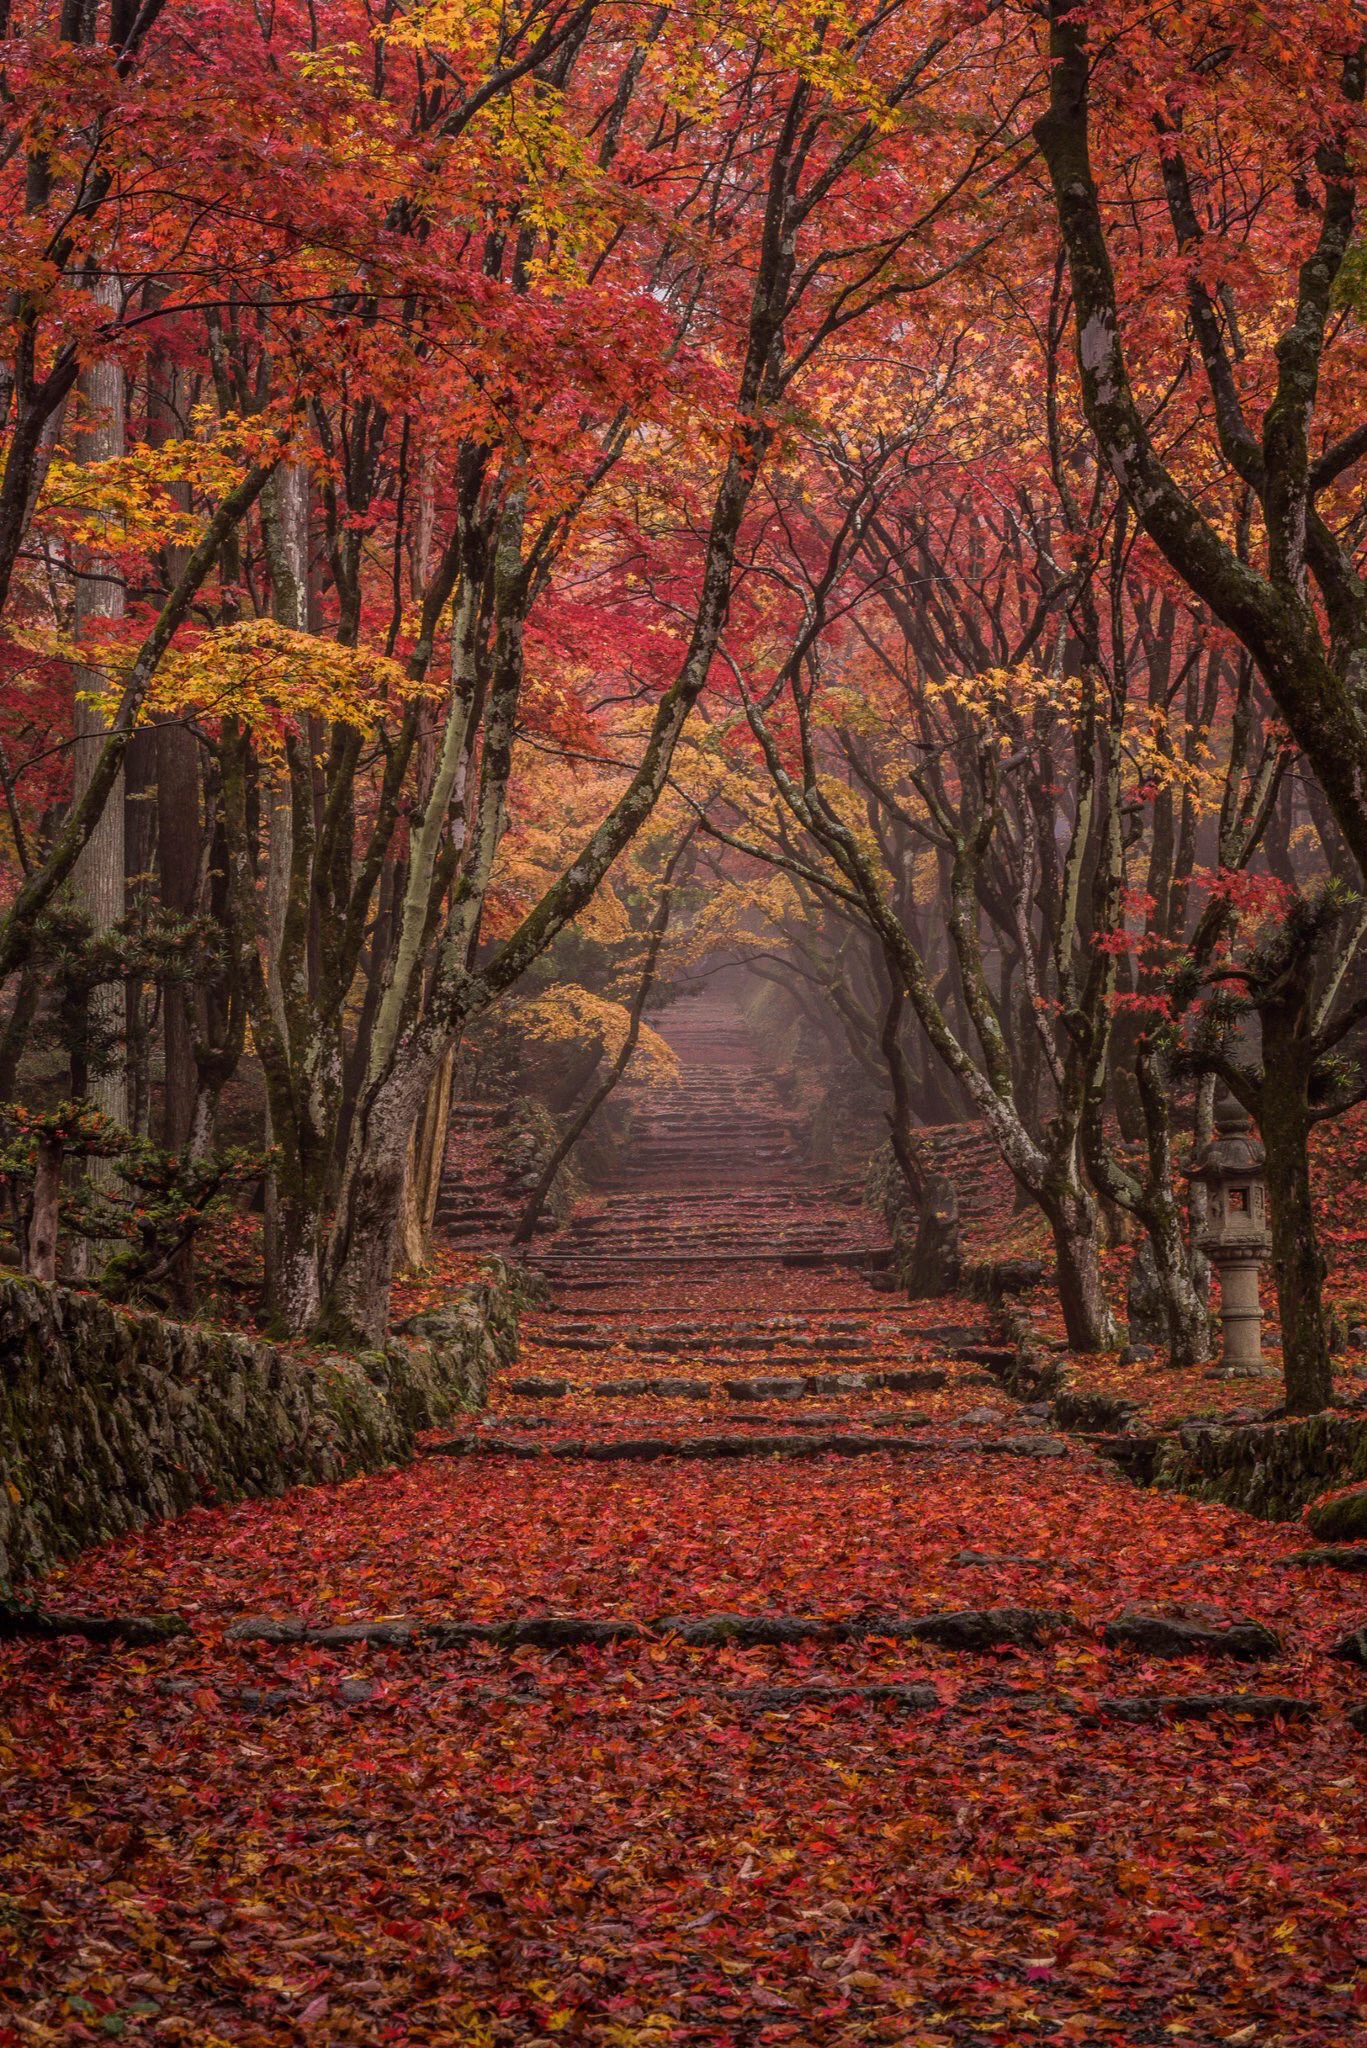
left=3, top=998, right=1366, bottom=2046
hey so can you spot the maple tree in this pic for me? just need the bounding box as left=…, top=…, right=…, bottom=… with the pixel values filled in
left=1034, top=0, right=1367, bottom=877
left=3, top=10, right=1367, bottom=2034
left=0, top=0, right=1361, bottom=1379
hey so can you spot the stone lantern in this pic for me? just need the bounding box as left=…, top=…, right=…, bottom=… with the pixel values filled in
left=1189, top=1090, right=1273, bottom=1372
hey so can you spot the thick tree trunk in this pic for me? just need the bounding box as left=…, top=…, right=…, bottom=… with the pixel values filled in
left=265, top=1043, right=335, bottom=1338
left=1088, top=1040, right=1212, bottom=1368
left=27, top=1136, right=62, bottom=1283
left=273, top=1199, right=324, bottom=1335
left=1041, top=1181, right=1121, bottom=1352
left=320, top=1049, right=432, bottom=1345
left=1146, top=1197, right=1212, bottom=1368
left=1259, top=1043, right=1333, bottom=1413
left=319, top=1123, right=414, bottom=1345
left=902, top=1174, right=963, bottom=1298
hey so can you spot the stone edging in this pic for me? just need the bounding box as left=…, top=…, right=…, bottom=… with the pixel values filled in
left=0, top=1268, right=519, bottom=1591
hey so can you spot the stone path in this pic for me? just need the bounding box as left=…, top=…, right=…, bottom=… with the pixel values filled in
left=4, top=996, right=1367, bottom=2044
left=529, top=989, right=887, bottom=1283
left=434, top=986, right=1013, bottom=1271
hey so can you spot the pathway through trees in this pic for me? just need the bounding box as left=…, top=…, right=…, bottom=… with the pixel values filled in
left=534, top=986, right=890, bottom=1284
left=4, top=1004, right=1367, bottom=2043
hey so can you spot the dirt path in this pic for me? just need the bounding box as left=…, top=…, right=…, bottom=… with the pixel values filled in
left=3, top=1001, right=1366, bottom=2045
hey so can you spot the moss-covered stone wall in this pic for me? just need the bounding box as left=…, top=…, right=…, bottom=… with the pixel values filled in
left=1152, top=1411, right=1367, bottom=1522
left=0, top=1271, right=518, bottom=1590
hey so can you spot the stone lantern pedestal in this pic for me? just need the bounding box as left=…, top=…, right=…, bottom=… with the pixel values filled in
left=1189, top=1091, right=1273, bottom=1376
left=1206, top=1249, right=1266, bottom=1373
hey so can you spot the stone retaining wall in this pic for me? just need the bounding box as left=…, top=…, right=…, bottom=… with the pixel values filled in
left=1153, top=1410, right=1367, bottom=1522
left=0, top=1271, right=518, bottom=1589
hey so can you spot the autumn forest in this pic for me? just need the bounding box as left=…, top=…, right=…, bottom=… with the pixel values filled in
left=2, top=1, right=1367, bottom=2042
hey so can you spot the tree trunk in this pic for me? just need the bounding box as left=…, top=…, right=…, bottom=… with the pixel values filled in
left=1259, top=1038, right=1333, bottom=1413
left=319, top=1130, right=411, bottom=1344
left=320, top=1048, right=433, bottom=1345
left=123, top=727, right=157, bottom=1138
left=157, top=721, right=200, bottom=1151
left=72, top=296, right=127, bottom=1109
left=1042, top=1181, right=1121, bottom=1352
left=1146, top=1197, right=1212, bottom=1368
left=902, top=1174, right=963, bottom=1298
left=876, top=983, right=962, bottom=1297
left=261, top=463, right=309, bottom=1320
left=27, top=1136, right=62, bottom=1283
left=147, top=322, right=200, bottom=1158
left=273, top=1198, right=324, bottom=1335
left=399, top=1047, right=453, bottom=1270
left=260, top=775, right=293, bottom=1313
left=70, top=278, right=127, bottom=1273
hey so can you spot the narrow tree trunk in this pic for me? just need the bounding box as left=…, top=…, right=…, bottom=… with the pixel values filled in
left=1259, top=1038, right=1332, bottom=1413
left=123, top=728, right=157, bottom=1138
left=147, top=332, right=201, bottom=1158
left=261, top=463, right=309, bottom=1319
left=71, top=285, right=128, bottom=1106
left=877, top=983, right=962, bottom=1297
left=70, top=279, right=128, bottom=1272
left=157, top=721, right=200, bottom=1151
left=513, top=836, right=691, bottom=1247
left=880, top=983, right=926, bottom=1206
left=260, top=776, right=292, bottom=1314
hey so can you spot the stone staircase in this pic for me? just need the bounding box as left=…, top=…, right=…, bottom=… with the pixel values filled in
left=432, top=1102, right=529, bottom=1247
left=430, top=988, right=1014, bottom=1274
left=527, top=990, right=889, bottom=1286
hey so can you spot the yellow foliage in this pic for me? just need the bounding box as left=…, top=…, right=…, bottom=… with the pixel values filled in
left=922, top=661, right=1076, bottom=735
left=382, top=0, right=616, bottom=277
left=513, top=987, right=680, bottom=1086
left=38, top=438, right=250, bottom=554
left=145, top=621, right=435, bottom=757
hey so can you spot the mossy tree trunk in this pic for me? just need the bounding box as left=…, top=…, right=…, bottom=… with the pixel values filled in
left=1256, top=1006, right=1333, bottom=1415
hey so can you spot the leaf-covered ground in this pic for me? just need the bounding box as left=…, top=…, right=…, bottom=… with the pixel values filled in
left=6, top=1004, right=1367, bottom=2045
left=4, top=1260, right=1367, bottom=2048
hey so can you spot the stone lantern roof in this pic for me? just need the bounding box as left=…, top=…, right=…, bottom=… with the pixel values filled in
left=1188, top=1091, right=1266, bottom=1188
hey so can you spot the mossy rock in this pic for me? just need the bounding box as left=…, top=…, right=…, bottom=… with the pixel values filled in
left=1306, top=1484, right=1367, bottom=1543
